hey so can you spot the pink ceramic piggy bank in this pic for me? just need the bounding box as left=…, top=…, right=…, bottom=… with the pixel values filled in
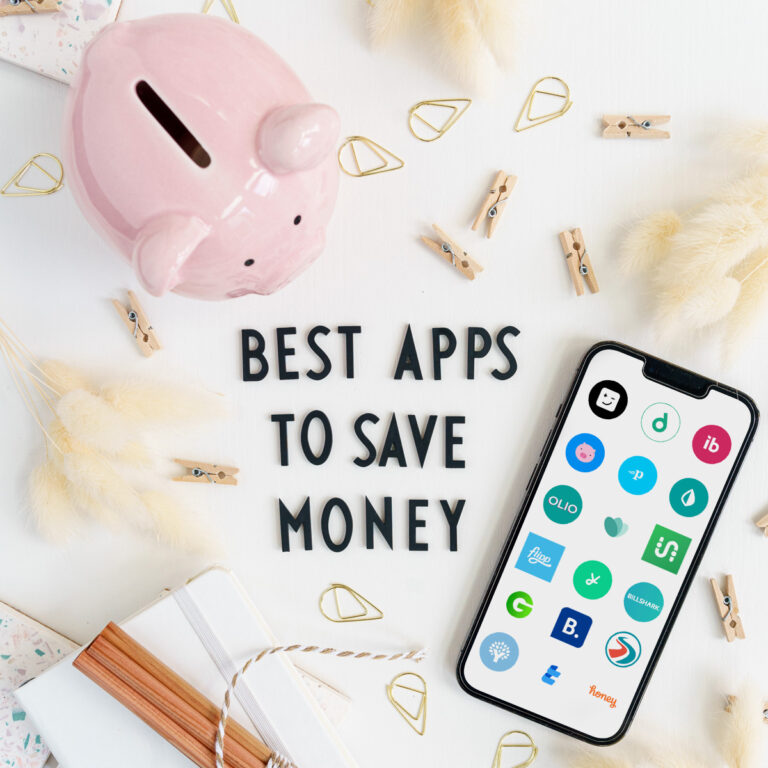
left=64, top=14, right=340, bottom=300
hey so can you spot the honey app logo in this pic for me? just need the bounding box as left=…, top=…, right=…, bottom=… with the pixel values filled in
left=641, top=524, right=691, bottom=575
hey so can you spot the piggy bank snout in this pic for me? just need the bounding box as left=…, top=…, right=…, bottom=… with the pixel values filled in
left=258, top=103, right=340, bottom=175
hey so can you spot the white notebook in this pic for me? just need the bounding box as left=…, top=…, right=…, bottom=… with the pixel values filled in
left=16, top=567, right=357, bottom=768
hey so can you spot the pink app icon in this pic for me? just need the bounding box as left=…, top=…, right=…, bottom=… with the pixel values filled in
left=692, top=425, right=732, bottom=464
left=575, top=443, right=596, bottom=463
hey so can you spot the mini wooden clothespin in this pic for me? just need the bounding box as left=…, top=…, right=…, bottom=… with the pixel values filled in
left=755, top=510, right=768, bottom=535
left=0, top=0, right=59, bottom=16
left=112, top=291, right=161, bottom=357
left=710, top=575, right=746, bottom=642
left=472, top=171, right=517, bottom=239
left=559, top=228, right=599, bottom=296
left=602, top=115, right=670, bottom=139
left=421, top=224, right=483, bottom=280
left=173, top=459, right=239, bottom=486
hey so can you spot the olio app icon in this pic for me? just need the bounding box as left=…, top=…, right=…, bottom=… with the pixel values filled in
left=506, top=591, right=534, bottom=618
left=641, top=524, right=691, bottom=575
left=641, top=403, right=681, bottom=442
left=543, top=484, right=583, bottom=524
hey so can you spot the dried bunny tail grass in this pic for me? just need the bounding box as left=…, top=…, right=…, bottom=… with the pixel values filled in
left=622, top=210, right=682, bottom=275
left=717, top=171, right=768, bottom=221
left=139, top=491, right=218, bottom=554
left=114, top=440, right=153, bottom=468
left=368, top=0, right=418, bottom=46
left=56, top=389, right=134, bottom=454
left=569, top=748, right=635, bottom=768
left=38, top=360, right=92, bottom=395
left=722, top=123, right=768, bottom=157
left=658, top=203, right=766, bottom=286
left=646, top=736, right=708, bottom=768
left=99, top=381, right=228, bottom=425
left=656, top=277, right=742, bottom=333
left=430, top=0, right=497, bottom=91
left=29, top=461, right=80, bottom=541
left=474, top=0, right=516, bottom=67
left=720, top=687, right=766, bottom=768
left=722, top=245, right=768, bottom=364
left=46, top=420, right=141, bottom=524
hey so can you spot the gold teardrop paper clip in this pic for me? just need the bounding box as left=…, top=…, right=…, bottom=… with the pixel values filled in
left=490, top=730, right=538, bottom=768
left=514, top=76, right=572, bottom=132
left=318, top=583, right=383, bottom=623
left=202, top=0, right=239, bottom=23
left=408, top=98, right=472, bottom=142
left=1, top=153, right=63, bottom=197
left=387, top=672, right=427, bottom=735
left=337, top=136, right=404, bottom=177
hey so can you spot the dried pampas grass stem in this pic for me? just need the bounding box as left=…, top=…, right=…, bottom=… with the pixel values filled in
left=0, top=314, right=226, bottom=552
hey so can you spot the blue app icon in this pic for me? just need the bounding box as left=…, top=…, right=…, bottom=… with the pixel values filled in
left=565, top=433, right=605, bottom=473
left=479, top=632, right=519, bottom=671
left=514, top=532, right=565, bottom=583
left=618, top=456, right=657, bottom=495
left=541, top=664, right=561, bottom=685
left=551, top=607, right=593, bottom=648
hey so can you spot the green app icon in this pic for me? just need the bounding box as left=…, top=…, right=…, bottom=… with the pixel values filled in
left=573, top=560, right=612, bottom=599
left=669, top=478, right=709, bottom=518
left=506, top=590, right=534, bottom=618
left=543, top=484, right=583, bottom=525
left=641, top=402, right=681, bottom=443
left=641, top=524, right=691, bottom=575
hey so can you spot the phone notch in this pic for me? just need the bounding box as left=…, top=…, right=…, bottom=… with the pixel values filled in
left=642, top=355, right=712, bottom=398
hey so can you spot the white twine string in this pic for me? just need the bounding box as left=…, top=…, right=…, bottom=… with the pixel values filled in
left=215, top=643, right=428, bottom=768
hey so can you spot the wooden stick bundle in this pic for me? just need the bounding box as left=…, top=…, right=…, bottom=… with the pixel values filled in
left=73, top=622, right=271, bottom=768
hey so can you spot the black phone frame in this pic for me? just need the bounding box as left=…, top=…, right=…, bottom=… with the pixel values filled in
left=456, top=340, right=759, bottom=745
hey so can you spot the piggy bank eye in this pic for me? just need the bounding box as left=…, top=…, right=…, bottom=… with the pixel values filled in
left=244, top=259, right=255, bottom=267
left=293, top=215, right=302, bottom=225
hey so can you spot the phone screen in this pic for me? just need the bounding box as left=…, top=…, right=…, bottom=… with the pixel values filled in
left=458, top=345, right=757, bottom=743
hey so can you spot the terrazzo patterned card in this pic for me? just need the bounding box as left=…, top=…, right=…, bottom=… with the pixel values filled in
left=0, top=603, right=76, bottom=768
left=0, top=0, right=122, bottom=84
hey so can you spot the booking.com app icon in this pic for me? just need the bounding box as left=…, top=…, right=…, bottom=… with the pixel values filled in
left=551, top=607, right=592, bottom=648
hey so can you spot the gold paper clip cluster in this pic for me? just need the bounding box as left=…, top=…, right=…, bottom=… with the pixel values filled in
left=338, top=98, right=471, bottom=177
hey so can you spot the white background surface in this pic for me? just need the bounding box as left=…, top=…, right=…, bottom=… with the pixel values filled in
left=2, top=0, right=768, bottom=765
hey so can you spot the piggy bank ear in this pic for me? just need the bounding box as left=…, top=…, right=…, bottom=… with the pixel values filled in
left=132, top=215, right=210, bottom=297
left=258, top=104, right=340, bottom=175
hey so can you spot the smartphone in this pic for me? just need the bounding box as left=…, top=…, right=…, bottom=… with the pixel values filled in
left=457, top=341, right=758, bottom=745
